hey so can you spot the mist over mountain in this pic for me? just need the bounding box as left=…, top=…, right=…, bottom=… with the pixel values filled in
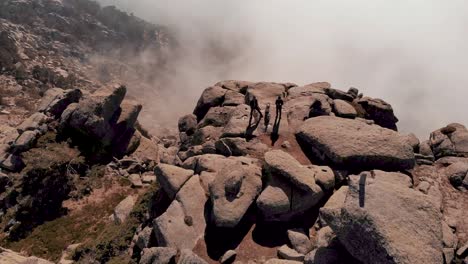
left=98, top=0, right=468, bottom=137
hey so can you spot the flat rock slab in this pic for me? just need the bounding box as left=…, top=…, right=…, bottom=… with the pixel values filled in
left=155, top=163, right=194, bottom=199
left=153, top=175, right=207, bottom=250
left=297, top=116, right=415, bottom=171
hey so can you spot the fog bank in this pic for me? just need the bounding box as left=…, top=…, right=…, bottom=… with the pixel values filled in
left=99, top=0, right=468, bottom=137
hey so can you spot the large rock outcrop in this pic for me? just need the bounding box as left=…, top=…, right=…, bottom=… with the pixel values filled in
left=297, top=116, right=415, bottom=171
left=429, top=123, right=468, bottom=159
left=59, top=84, right=142, bottom=160
left=321, top=170, right=443, bottom=264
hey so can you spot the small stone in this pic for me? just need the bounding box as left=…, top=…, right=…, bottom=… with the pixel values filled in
left=287, top=228, right=312, bottom=255
left=281, top=141, right=292, bottom=149
left=220, top=250, right=237, bottom=264
left=316, top=226, right=336, bottom=248
left=142, top=174, right=156, bottom=184
left=129, top=174, right=143, bottom=188
left=417, top=181, right=431, bottom=194
left=277, top=245, right=305, bottom=261
left=457, top=242, right=468, bottom=257
left=112, top=195, right=136, bottom=224
left=443, top=248, right=455, bottom=264
left=139, top=247, right=177, bottom=264
left=136, top=226, right=153, bottom=250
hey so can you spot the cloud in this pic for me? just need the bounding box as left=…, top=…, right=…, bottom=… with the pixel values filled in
left=98, top=0, right=468, bottom=137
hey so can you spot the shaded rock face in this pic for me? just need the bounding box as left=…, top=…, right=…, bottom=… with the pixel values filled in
left=59, top=85, right=142, bottom=161
left=297, top=116, right=415, bottom=171
left=0, top=31, right=19, bottom=71
left=322, top=170, right=443, bottom=264
left=430, top=123, right=468, bottom=159
left=356, top=97, right=399, bottom=130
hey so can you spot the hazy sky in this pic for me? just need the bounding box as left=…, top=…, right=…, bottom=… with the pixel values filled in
left=98, top=0, right=468, bottom=137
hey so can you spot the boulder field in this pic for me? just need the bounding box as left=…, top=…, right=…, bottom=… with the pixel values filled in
left=137, top=80, right=468, bottom=263
left=1, top=80, right=467, bottom=264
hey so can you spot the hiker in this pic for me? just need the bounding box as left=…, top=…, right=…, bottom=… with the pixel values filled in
left=275, top=96, right=283, bottom=121
left=249, top=95, right=263, bottom=125
left=264, top=103, right=271, bottom=131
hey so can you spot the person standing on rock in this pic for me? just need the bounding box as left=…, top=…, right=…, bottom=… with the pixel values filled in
left=249, top=95, right=263, bottom=125
left=275, top=96, right=283, bottom=122
left=264, top=103, right=271, bottom=132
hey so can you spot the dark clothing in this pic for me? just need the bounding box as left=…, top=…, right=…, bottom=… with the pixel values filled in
left=275, top=97, right=283, bottom=121
left=264, top=105, right=271, bottom=131
left=248, top=97, right=263, bottom=126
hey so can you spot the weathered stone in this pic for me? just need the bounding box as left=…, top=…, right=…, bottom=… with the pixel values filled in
left=446, top=162, right=468, bottom=187
left=0, top=125, right=19, bottom=145
left=457, top=241, right=468, bottom=257
left=288, top=83, right=328, bottom=99
left=287, top=228, right=312, bottom=255
left=178, top=114, right=197, bottom=135
left=245, top=82, right=286, bottom=109
left=129, top=174, right=143, bottom=188
left=443, top=248, right=455, bottom=264
left=417, top=181, right=431, bottom=194
left=297, top=116, right=415, bottom=171
left=430, top=123, right=468, bottom=158
left=256, top=174, right=324, bottom=221
left=141, top=174, right=156, bottom=184
left=316, top=226, right=336, bottom=248
left=17, top=112, right=48, bottom=133
left=304, top=248, right=340, bottom=264
left=332, top=99, right=357, bottom=118
left=322, top=170, right=443, bottom=264
left=193, top=86, right=226, bottom=121
left=209, top=158, right=262, bottom=227
left=153, top=175, right=207, bottom=250
left=356, top=97, right=399, bottom=130
left=405, top=133, right=420, bottom=152
left=139, top=247, right=177, bottom=264
left=419, top=140, right=434, bottom=157
left=223, top=90, right=245, bottom=106
left=178, top=249, right=208, bottom=264
left=215, top=80, right=253, bottom=92
left=199, top=106, right=235, bottom=128
left=155, top=164, right=194, bottom=199
left=220, top=250, right=237, bottom=264
left=136, top=226, right=153, bottom=250
left=312, top=166, right=335, bottom=192
left=131, top=136, right=159, bottom=165
left=191, top=126, right=223, bottom=146
left=347, top=87, right=359, bottom=99
left=442, top=221, right=457, bottom=248
left=37, top=88, right=82, bottom=117
left=221, top=104, right=251, bottom=138
left=277, top=245, right=304, bottom=261
left=324, top=88, right=354, bottom=102
left=112, top=195, right=136, bottom=224
left=264, top=150, right=321, bottom=193
left=12, top=130, right=39, bottom=153
left=215, top=137, right=268, bottom=157
left=0, top=153, right=24, bottom=172
left=319, top=186, right=348, bottom=227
